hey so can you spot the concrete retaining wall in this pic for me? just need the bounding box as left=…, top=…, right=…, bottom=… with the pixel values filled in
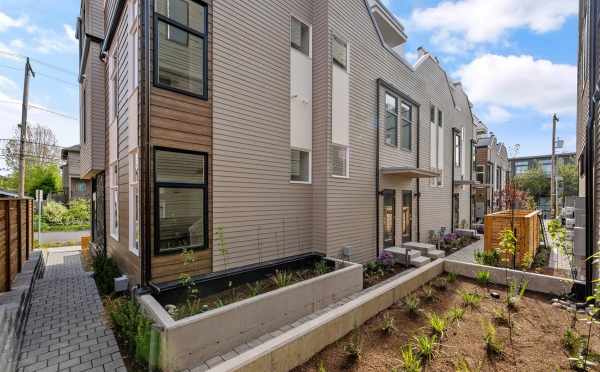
left=444, top=259, right=580, bottom=296
left=212, top=259, right=444, bottom=372
left=139, top=258, right=363, bottom=371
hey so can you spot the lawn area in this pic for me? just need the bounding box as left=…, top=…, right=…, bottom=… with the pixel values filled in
left=295, top=276, right=599, bottom=371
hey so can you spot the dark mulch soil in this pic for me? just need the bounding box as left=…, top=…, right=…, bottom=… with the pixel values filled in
left=294, top=277, right=600, bottom=372
left=363, top=263, right=409, bottom=289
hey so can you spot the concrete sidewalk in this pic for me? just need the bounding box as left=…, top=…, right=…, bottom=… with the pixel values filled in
left=16, top=247, right=125, bottom=372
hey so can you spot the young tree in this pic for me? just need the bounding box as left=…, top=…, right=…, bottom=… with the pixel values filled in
left=558, top=163, right=578, bottom=198
left=4, top=123, right=61, bottom=171
left=26, top=164, right=62, bottom=197
left=513, top=165, right=550, bottom=203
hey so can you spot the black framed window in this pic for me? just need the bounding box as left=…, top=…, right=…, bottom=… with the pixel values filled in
left=400, top=101, right=412, bottom=151
left=154, top=148, right=208, bottom=254
left=154, top=0, right=208, bottom=99
left=384, top=93, right=397, bottom=146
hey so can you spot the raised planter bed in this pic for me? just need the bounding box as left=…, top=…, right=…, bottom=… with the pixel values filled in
left=138, top=254, right=363, bottom=371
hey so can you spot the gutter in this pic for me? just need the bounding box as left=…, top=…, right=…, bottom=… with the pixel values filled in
left=585, top=0, right=598, bottom=298
left=100, top=0, right=127, bottom=59
left=376, top=79, right=381, bottom=258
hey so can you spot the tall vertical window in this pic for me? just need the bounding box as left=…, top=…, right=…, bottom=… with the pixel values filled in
left=110, top=162, right=119, bottom=240
left=400, top=101, right=412, bottom=151
left=331, top=144, right=348, bottom=177
left=454, top=132, right=462, bottom=167
left=155, top=148, right=208, bottom=254
left=384, top=93, right=397, bottom=146
left=290, top=149, right=311, bottom=183
left=476, top=165, right=485, bottom=184
left=129, top=151, right=140, bottom=254
left=291, top=17, right=310, bottom=56
left=332, top=36, right=347, bottom=69
left=155, top=0, right=208, bottom=98
left=112, top=54, right=118, bottom=120
left=129, top=0, right=139, bottom=91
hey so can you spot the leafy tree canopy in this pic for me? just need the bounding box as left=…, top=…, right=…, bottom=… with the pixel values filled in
left=513, top=165, right=550, bottom=201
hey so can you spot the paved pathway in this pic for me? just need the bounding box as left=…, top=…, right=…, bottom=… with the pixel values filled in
left=17, top=247, right=125, bottom=372
left=447, top=238, right=483, bottom=263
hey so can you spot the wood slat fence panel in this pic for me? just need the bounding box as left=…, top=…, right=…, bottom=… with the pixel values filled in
left=0, top=198, right=33, bottom=293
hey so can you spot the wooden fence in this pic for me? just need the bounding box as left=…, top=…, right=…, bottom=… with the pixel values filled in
left=484, top=210, right=541, bottom=267
left=0, top=198, right=33, bottom=293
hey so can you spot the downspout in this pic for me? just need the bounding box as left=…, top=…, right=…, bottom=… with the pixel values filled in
left=451, top=128, right=457, bottom=232
left=585, top=0, right=597, bottom=298
left=376, top=79, right=381, bottom=258
left=416, top=98, right=421, bottom=241
left=100, top=0, right=127, bottom=59
left=469, top=140, right=475, bottom=229
left=140, top=0, right=152, bottom=287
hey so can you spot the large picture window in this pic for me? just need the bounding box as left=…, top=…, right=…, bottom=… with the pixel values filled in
left=155, top=148, right=208, bottom=254
left=384, top=93, right=397, bottom=146
left=154, top=0, right=208, bottom=99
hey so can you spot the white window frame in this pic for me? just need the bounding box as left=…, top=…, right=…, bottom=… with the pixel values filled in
left=110, top=162, right=119, bottom=241
left=128, top=0, right=139, bottom=92
left=331, top=144, right=350, bottom=178
left=290, top=16, right=312, bottom=57
left=290, top=148, right=312, bottom=184
left=128, top=150, right=139, bottom=255
left=430, top=106, right=444, bottom=187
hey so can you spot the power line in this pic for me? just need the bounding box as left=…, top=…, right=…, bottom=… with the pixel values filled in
left=0, top=50, right=77, bottom=77
left=0, top=100, right=77, bottom=120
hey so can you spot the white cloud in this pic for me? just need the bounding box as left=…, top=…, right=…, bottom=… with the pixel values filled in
left=455, top=54, right=576, bottom=115
left=63, top=24, right=77, bottom=45
left=404, top=51, right=418, bottom=64
left=0, top=11, right=27, bottom=32
left=483, top=105, right=511, bottom=124
left=410, top=0, right=577, bottom=52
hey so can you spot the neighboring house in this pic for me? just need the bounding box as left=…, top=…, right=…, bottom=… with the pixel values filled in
left=61, top=145, right=91, bottom=203
left=0, top=190, right=20, bottom=198
left=472, top=124, right=510, bottom=223
left=78, top=0, right=485, bottom=288
left=576, top=0, right=599, bottom=288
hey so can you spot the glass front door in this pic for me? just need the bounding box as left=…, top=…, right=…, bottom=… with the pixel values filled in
left=402, top=191, right=412, bottom=242
left=383, top=190, right=395, bottom=248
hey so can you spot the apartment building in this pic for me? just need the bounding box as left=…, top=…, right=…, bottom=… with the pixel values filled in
left=60, top=145, right=92, bottom=202
left=472, top=119, right=510, bottom=223
left=576, top=0, right=599, bottom=289
left=510, top=152, right=576, bottom=178
left=77, top=0, right=479, bottom=287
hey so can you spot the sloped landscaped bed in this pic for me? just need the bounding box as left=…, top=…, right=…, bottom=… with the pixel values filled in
left=139, top=254, right=363, bottom=371
left=295, top=276, right=600, bottom=372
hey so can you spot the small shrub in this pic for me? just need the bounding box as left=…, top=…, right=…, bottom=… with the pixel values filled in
left=344, top=330, right=362, bottom=362
left=475, top=271, right=491, bottom=286
left=422, top=285, right=436, bottom=303
left=461, top=291, right=481, bottom=309
left=454, top=357, right=482, bottom=372
left=432, top=277, right=448, bottom=291
left=381, top=312, right=397, bottom=335
left=482, top=319, right=503, bottom=356
left=318, top=361, right=327, bottom=372
left=313, top=259, right=331, bottom=275
left=42, top=200, right=69, bottom=225
left=413, top=334, right=438, bottom=361
left=272, top=270, right=293, bottom=288
left=447, top=306, right=465, bottom=324
left=562, top=328, right=582, bottom=354
left=427, top=313, right=447, bottom=337
left=447, top=272, right=457, bottom=283
left=474, top=249, right=500, bottom=266
left=92, top=250, right=120, bottom=295
left=247, top=281, right=262, bottom=297
left=507, top=279, right=528, bottom=310
left=404, top=294, right=421, bottom=317
left=400, top=345, right=422, bottom=372
left=492, top=307, right=510, bottom=327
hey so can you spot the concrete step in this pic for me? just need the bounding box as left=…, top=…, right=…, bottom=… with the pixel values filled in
left=426, top=249, right=445, bottom=259
left=410, top=255, right=431, bottom=267
left=402, top=242, right=436, bottom=254
left=384, top=247, right=421, bottom=265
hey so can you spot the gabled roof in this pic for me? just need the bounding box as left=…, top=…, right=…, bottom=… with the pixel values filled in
left=413, top=49, right=457, bottom=108
left=61, top=144, right=81, bottom=160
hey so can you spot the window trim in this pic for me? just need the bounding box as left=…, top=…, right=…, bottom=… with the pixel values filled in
left=384, top=92, right=398, bottom=147
left=129, top=150, right=140, bottom=256
left=331, top=144, right=350, bottom=179
left=153, top=0, right=209, bottom=100
left=153, top=146, right=209, bottom=256
left=109, top=162, right=119, bottom=241
left=399, top=100, right=413, bottom=151
left=290, top=148, right=312, bottom=184
left=290, top=16, right=312, bottom=57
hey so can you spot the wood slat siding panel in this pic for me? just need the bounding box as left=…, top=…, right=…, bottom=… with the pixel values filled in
left=325, top=0, right=430, bottom=263
left=147, top=1, right=214, bottom=283
left=212, top=0, right=313, bottom=271
left=85, top=0, right=105, bottom=38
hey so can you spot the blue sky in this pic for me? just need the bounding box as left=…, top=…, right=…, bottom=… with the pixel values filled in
left=0, top=0, right=579, bottom=169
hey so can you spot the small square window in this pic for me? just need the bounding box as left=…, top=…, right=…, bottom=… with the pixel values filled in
left=332, top=37, right=347, bottom=69
left=291, top=17, right=310, bottom=55
left=331, top=144, right=348, bottom=177
left=290, top=149, right=310, bottom=182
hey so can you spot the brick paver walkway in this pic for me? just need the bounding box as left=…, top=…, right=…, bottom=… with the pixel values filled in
left=17, top=248, right=125, bottom=372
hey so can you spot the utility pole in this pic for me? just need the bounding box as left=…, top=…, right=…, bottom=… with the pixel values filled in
left=18, top=57, right=35, bottom=198
left=550, top=113, right=559, bottom=218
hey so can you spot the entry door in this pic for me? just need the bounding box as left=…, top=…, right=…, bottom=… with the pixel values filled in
left=383, top=190, right=396, bottom=248
left=402, top=191, right=412, bottom=242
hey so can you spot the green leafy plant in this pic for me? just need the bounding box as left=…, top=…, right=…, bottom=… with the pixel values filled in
left=400, top=345, right=422, bottom=372
left=507, top=279, right=528, bottom=310
left=562, top=328, right=582, bottom=355
left=318, top=360, right=327, bottom=372
left=447, top=272, right=457, bottom=283
left=427, top=312, right=447, bottom=338
left=344, top=330, right=362, bottom=362
left=492, top=307, right=510, bottom=328
left=475, top=271, right=491, bottom=286
left=404, top=294, right=420, bottom=317
left=272, top=270, right=294, bottom=288
left=422, top=285, right=436, bottom=303
left=105, top=297, right=157, bottom=365
left=454, top=357, right=482, bottom=372
left=92, top=250, right=120, bottom=295
left=381, top=312, right=397, bottom=335
left=474, top=249, right=500, bottom=267
left=498, top=228, right=517, bottom=267
left=447, top=306, right=465, bottom=324
left=314, top=259, right=331, bottom=275
left=432, top=277, right=448, bottom=291
left=461, top=291, right=481, bottom=309
left=413, top=334, right=438, bottom=361
left=482, top=319, right=503, bottom=356
left=247, top=281, right=262, bottom=297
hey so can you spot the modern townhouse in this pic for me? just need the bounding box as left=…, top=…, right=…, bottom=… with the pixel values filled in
left=60, top=145, right=92, bottom=202
left=576, top=0, right=599, bottom=289
left=77, top=0, right=480, bottom=288
left=472, top=121, right=510, bottom=223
